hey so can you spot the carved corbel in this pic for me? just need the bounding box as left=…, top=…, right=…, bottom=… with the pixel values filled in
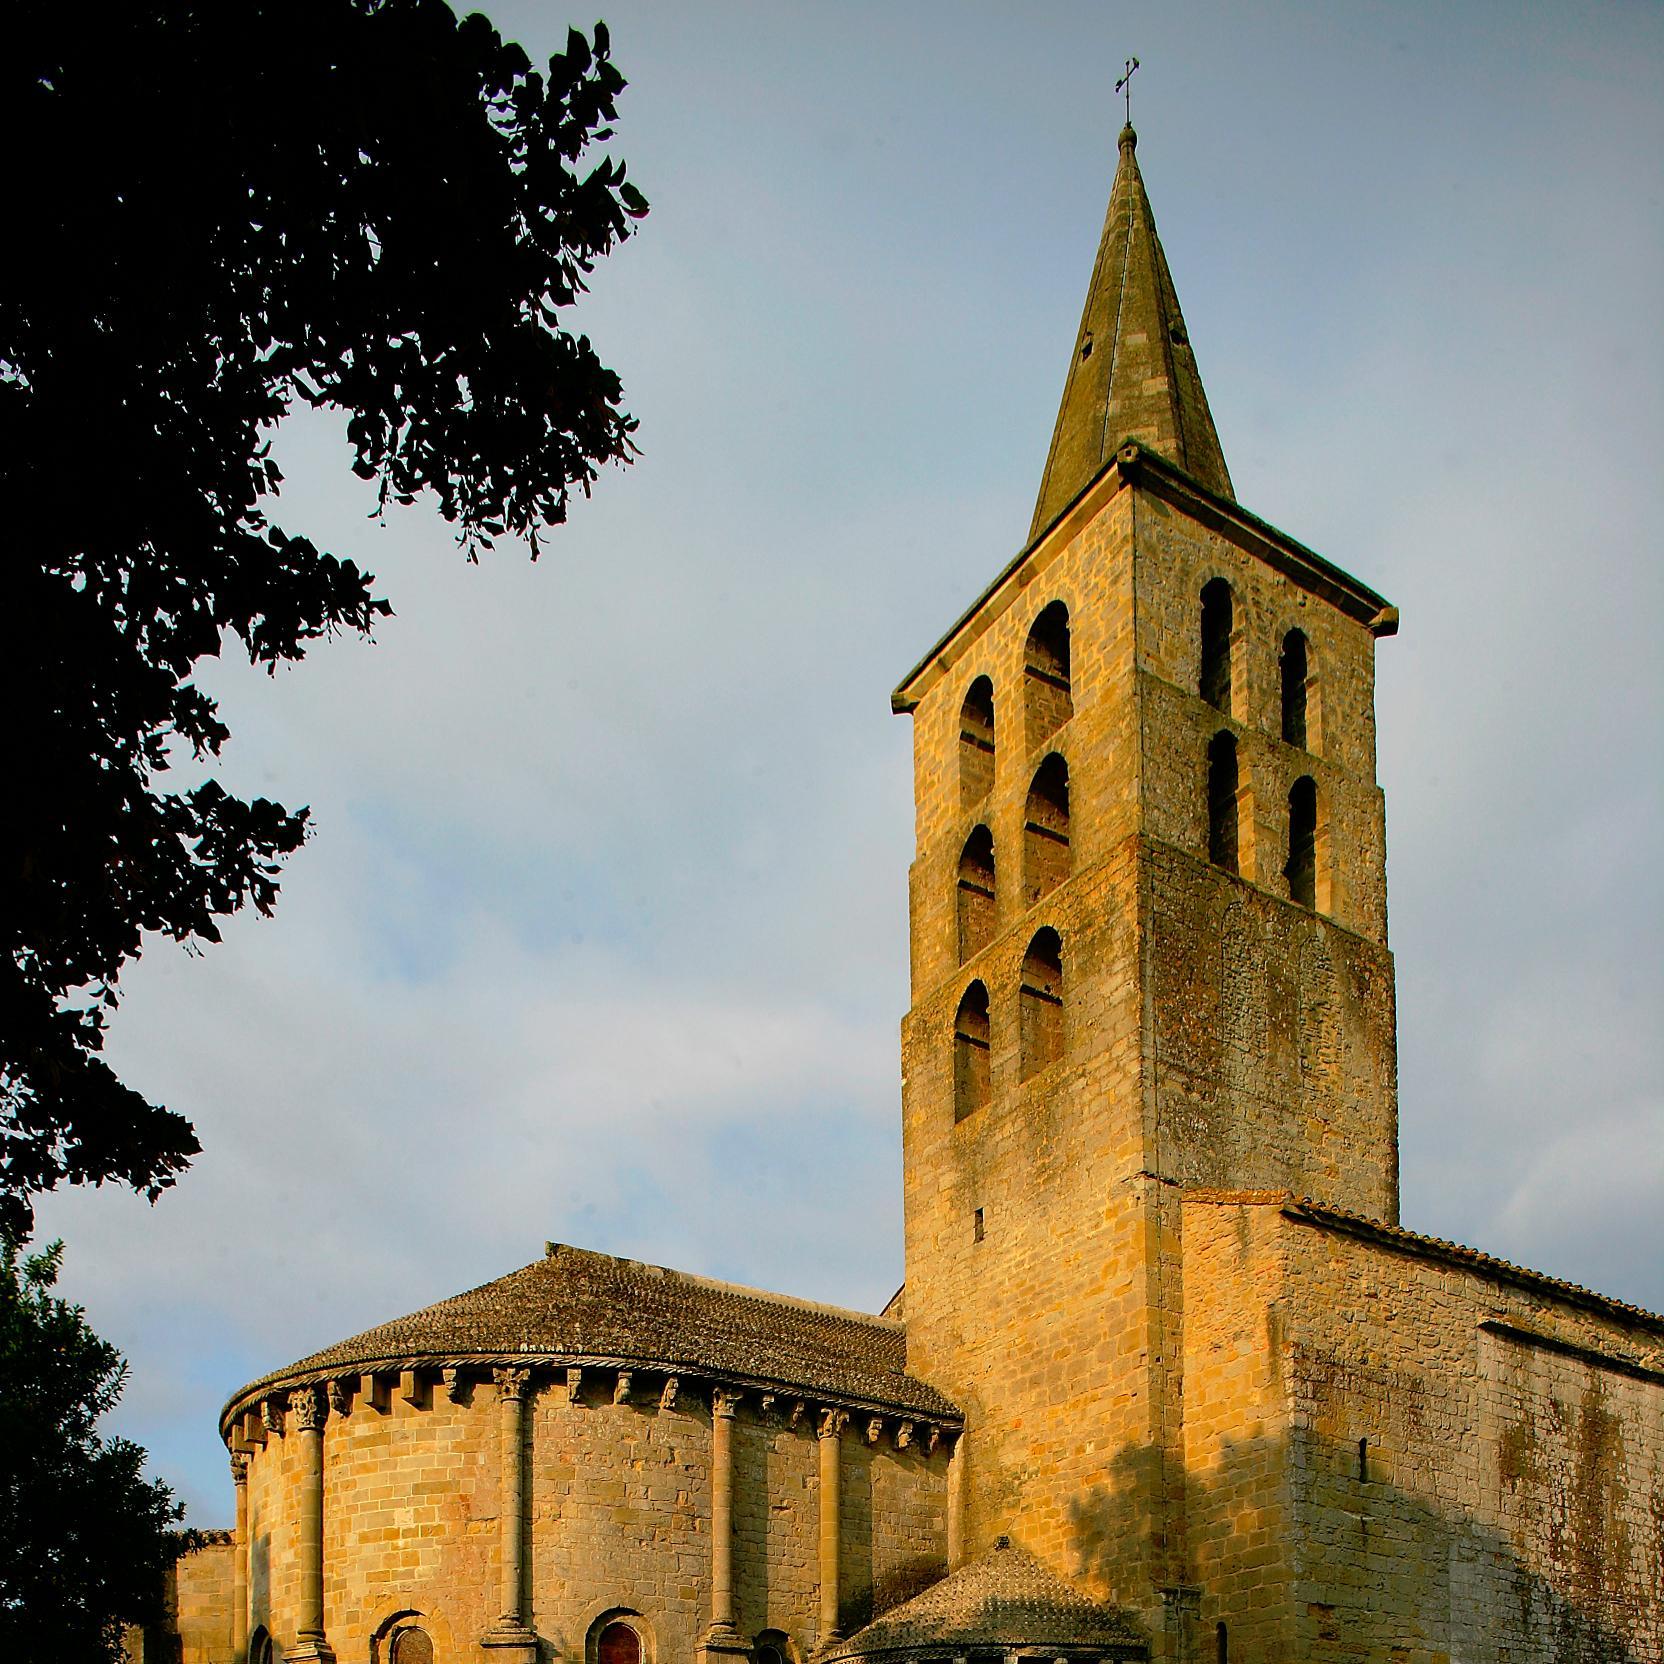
left=326, top=1378, right=351, bottom=1418
left=866, top=1416, right=884, bottom=1446
left=614, top=1372, right=633, bottom=1405
left=758, top=1393, right=777, bottom=1421
left=788, top=1400, right=806, bottom=1428
left=565, top=1365, right=584, bottom=1404
left=896, top=1420, right=915, bottom=1450
left=442, top=1366, right=465, bottom=1404
left=927, top=1425, right=942, bottom=1455
left=260, top=1398, right=283, bottom=1438
left=660, top=1376, right=680, bottom=1412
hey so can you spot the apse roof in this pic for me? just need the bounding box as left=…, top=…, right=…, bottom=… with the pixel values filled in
left=222, top=1242, right=959, bottom=1427
left=823, top=1539, right=1146, bottom=1661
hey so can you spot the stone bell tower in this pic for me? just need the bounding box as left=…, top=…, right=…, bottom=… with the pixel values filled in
left=892, top=124, right=1401, bottom=1646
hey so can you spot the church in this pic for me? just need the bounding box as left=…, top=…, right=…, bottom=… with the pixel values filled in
left=151, top=120, right=1663, bottom=1664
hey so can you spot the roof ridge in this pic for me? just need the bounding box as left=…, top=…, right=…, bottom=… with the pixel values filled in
left=1282, top=1198, right=1664, bottom=1332
left=542, top=1241, right=900, bottom=1329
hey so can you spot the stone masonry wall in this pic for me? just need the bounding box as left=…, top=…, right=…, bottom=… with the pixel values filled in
left=1180, top=1198, right=1299, bottom=1662
left=1144, top=842, right=1398, bottom=1220
left=126, top=1535, right=236, bottom=1664
left=901, top=477, right=1168, bottom=1636
left=1131, top=478, right=1398, bottom=1225
left=231, top=1371, right=945, bottom=1663
left=320, top=1378, right=497, bottom=1657
left=1132, top=485, right=1387, bottom=947
left=905, top=487, right=1143, bottom=1002
left=246, top=1404, right=305, bottom=1650
left=1180, top=1197, right=1664, bottom=1664
left=900, top=463, right=1402, bottom=1656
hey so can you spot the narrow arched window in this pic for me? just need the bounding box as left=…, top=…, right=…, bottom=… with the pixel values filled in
left=597, top=1622, right=642, bottom=1664
left=390, top=1630, right=434, bottom=1664
left=250, top=1630, right=275, bottom=1664
left=953, top=981, right=991, bottom=1121
left=959, top=676, right=995, bottom=808
left=1216, top=1621, right=1228, bottom=1664
left=1019, top=928, right=1064, bottom=1080
left=956, top=825, right=995, bottom=964
left=1023, top=753, right=1070, bottom=905
left=1286, top=776, right=1317, bottom=909
left=1200, top=578, right=1233, bottom=713
left=1023, top=600, right=1073, bottom=750
left=1280, top=629, right=1309, bottom=749
left=1207, top=731, right=1239, bottom=874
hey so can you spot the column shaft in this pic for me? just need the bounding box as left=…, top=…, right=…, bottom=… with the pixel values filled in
left=285, top=1388, right=330, bottom=1659
left=947, top=1431, right=966, bottom=1570
left=231, top=1453, right=249, bottom=1661
left=495, top=1367, right=531, bottom=1626
left=708, top=1391, right=738, bottom=1638
left=817, top=1410, right=846, bottom=1644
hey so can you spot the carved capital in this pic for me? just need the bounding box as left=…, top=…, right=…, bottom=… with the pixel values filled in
left=287, top=1387, right=325, bottom=1433
left=230, top=1451, right=250, bottom=1486
left=493, top=1365, right=532, bottom=1402
left=817, top=1407, right=848, bottom=1441
left=660, top=1376, right=680, bottom=1412
left=711, top=1386, right=740, bottom=1419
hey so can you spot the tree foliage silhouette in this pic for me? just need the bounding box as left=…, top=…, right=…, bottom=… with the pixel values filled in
left=0, top=1, right=648, bottom=1241
left=0, top=1239, right=189, bottom=1658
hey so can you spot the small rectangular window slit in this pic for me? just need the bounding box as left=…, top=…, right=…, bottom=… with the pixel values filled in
left=973, top=1208, right=985, bottom=1243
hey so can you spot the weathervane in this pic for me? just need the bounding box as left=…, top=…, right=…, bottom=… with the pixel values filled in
left=1115, top=56, right=1140, bottom=125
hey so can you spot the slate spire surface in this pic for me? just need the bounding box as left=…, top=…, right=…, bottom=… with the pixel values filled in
left=1029, top=124, right=1234, bottom=543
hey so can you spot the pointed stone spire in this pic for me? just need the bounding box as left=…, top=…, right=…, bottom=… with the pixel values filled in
left=1029, top=124, right=1233, bottom=542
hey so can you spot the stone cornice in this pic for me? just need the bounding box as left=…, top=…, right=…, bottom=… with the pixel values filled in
left=220, top=1353, right=963, bottom=1446
left=1122, top=444, right=1395, bottom=632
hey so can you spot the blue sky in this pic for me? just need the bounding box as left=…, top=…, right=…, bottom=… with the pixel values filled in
left=32, top=0, right=1663, bottom=1524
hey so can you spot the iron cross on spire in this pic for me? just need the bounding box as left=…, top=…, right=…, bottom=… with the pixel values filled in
left=1115, top=56, right=1140, bottom=125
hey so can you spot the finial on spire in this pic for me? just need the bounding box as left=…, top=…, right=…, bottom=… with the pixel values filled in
left=1115, top=56, right=1140, bottom=126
